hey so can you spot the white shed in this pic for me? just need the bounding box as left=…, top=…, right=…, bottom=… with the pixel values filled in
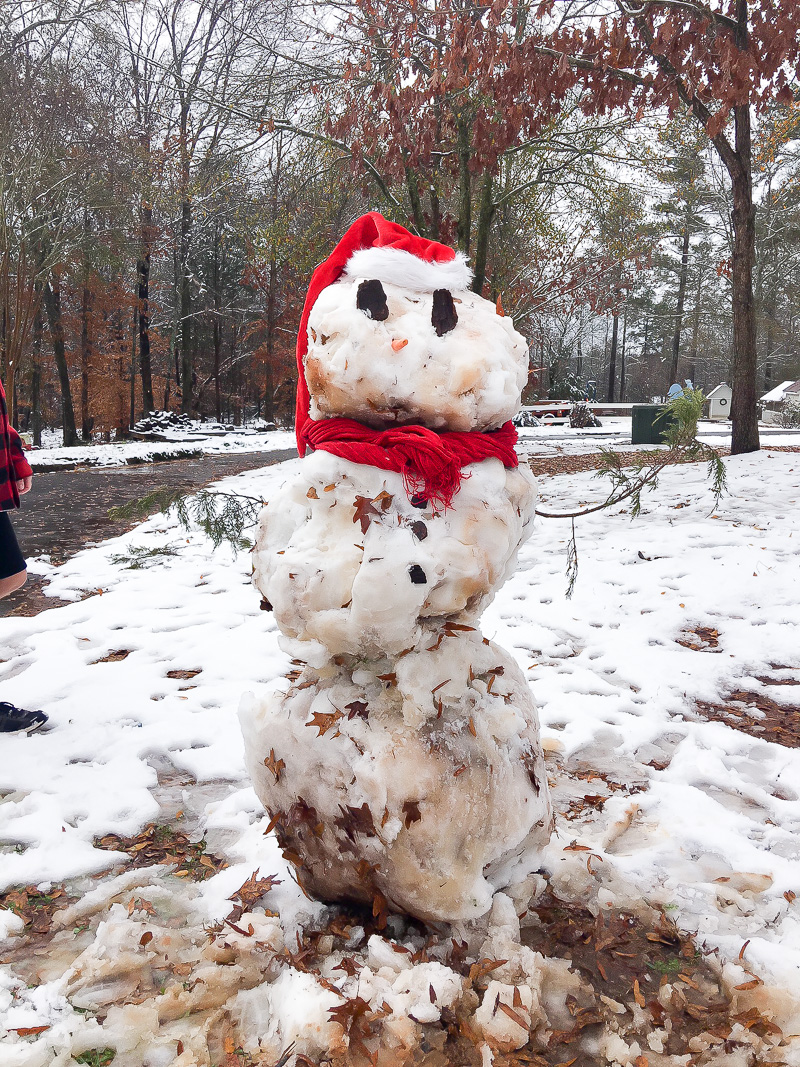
left=706, top=383, right=732, bottom=421
left=760, top=380, right=800, bottom=424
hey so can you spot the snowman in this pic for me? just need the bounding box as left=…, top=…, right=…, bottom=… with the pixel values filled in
left=240, top=214, right=552, bottom=923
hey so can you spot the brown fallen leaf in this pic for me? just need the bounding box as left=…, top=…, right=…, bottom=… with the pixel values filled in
left=468, top=958, right=508, bottom=985
left=497, top=1001, right=528, bottom=1028
left=264, top=749, right=286, bottom=781
left=306, top=710, right=343, bottom=737
left=353, top=495, right=381, bottom=533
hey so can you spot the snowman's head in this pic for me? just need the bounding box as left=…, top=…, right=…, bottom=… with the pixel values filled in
left=303, top=246, right=529, bottom=433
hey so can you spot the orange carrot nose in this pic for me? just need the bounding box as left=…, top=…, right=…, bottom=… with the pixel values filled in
left=391, top=338, right=409, bottom=351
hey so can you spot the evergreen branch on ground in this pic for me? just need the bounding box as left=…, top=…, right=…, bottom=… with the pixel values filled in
left=109, top=488, right=266, bottom=551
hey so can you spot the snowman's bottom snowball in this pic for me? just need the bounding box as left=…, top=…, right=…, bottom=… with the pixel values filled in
left=239, top=640, right=552, bottom=924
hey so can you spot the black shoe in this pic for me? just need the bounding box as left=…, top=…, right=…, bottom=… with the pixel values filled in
left=0, top=702, right=48, bottom=734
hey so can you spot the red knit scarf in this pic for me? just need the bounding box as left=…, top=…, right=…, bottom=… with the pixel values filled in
left=299, top=417, right=519, bottom=511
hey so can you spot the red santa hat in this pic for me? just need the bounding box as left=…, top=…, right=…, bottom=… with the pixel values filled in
left=294, top=212, right=471, bottom=451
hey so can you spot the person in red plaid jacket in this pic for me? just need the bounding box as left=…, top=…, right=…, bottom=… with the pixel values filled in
left=0, top=377, right=47, bottom=733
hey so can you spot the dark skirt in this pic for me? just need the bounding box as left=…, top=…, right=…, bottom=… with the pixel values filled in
left=0, top=511, right=25, bottom=578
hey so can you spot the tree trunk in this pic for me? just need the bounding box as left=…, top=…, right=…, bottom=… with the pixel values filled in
left=668, top=224, right=691, bottom=389
left=429, top=183, right=441, bottom=240
left=471, top=172, right=494, bottom=296
left=80, top=281, right=92, bottom=440
left=212, top=222, right=222, bottom=422
left=1, top=304, right=17, bottom=427
left=43, top=272, right=79, bottom=446
left=130, top=305, right=138, bottom=430
left=31, top=300, right=42, bottom=447
left=179, top=101, right=193, bottom=416
left=762, top=291, right=777, bottom=392
left=404, top=164, right=427, bottom=237
left=137, top=200, right=154, bottom=414
left=0, top=306, right=8, bottom=424
left=179, top=195, right=192, bottom=415
left=728, top=103, right=759, bottom=454
left=688, top=264, right=703, bottom=386
left=263, top=250, right=276, bottom=423
left=456, top=116, right=472, bottom=254
left=607, top=313, right=619, bottom=402
left=620, top=304, right=628, bottom=402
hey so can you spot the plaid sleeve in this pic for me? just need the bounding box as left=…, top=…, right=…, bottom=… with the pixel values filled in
left=8, top=428, right=33, bottom=479
left=0, top=384, right=22, bottom=509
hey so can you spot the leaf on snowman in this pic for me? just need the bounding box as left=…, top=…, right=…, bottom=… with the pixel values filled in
left=306, top=710, right=343, bottom=736
left=372, top=888, right=389, bottom=929
left=345, top=700, right=369, bottom=720
left=353, top=495, right=381, bottom=533
left=307, top=486, right=319, bottom=499
left=335, top=803, right=376, bottom=839
left=264, top=811, right=284, bottom=834
left=356, top=858, right=380, bottom=883
left=402, top=800, right=422, bottom=827
left=496, top=294, right=505, bottom=317
left=264, top=749, right=285, bottom=781
left=373, top=490, right=393, bottom=511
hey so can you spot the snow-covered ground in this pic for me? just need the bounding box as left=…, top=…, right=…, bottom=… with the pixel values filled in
left=26, top=429, right=297, bottom=470
left=24, top=419, right=800, bottom=471
left=515, top=417, right=800, bottom=456
left=2, top=450, right=800, bottom=1064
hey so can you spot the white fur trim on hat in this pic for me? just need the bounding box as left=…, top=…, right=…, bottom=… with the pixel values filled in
left=343, top=246, right=473, bottom=292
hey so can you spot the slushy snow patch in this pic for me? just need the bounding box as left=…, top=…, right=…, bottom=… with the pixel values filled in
left=1, top=451, right=800, bottom=1063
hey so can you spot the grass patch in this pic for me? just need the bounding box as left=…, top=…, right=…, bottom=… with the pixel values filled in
left=73, top=1050, right=116, bottom=1066
left=94, top=822, right=227, bottom=880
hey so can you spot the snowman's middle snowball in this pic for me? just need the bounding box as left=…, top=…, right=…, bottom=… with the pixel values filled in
left=252, top=451, right=537, bottom=666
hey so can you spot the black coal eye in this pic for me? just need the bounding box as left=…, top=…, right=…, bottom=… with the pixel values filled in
left=409, top=564, right=427, bottom=584
left=432, top=289, right=458, bottom=336
left=357, top=279, right=389, bottom=321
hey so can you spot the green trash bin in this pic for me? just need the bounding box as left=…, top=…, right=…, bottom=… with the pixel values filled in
left=631, top=404, right=675, bottom=445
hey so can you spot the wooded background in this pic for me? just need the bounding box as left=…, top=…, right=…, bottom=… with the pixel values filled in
left=2, top=0, right=798, bottom=451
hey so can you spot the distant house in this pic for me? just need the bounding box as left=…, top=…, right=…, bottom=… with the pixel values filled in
left=706, top=383, right=732, bottom=421
left=760, top=380, right=800, bottom=424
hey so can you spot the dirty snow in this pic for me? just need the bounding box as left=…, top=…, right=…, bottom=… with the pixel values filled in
left=1, top=449, right=800, bottom=1063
